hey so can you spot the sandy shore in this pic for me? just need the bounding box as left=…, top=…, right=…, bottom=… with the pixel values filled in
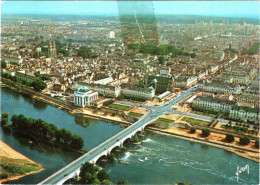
left=0, top=140, right=44, bottom=183
left=163, top=127, right=259, bottom=162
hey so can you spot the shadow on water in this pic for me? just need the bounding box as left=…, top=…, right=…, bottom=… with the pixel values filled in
left=12, top=131, right=80, bottom=158
left=200, top=143, right=209, bottom=150
left=33, top=99, right=48, bottom=110
left=74, top=115, right=98, bottom=128
left=22, top=93, right=34, bottom=104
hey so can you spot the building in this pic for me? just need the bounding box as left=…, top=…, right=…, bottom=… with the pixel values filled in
left=173, top=76, right=197, bottom=88
left=109, top=31, right=115, bottom=39
left=121, top=85, right=155, bottom=100
left=160, top=67, right=171, bottom=76
left=192, top=96, right=235, bottom=113
left=147, top=75, right=174, bottom=93
left=74, top=86, right=98, bottom=108
left=198, top=82, right=241, bottom=94
left=192, top=95, right=259, bottom=123
left=229, top=106, right=259, bottom=123
left=132, top=59, right=149, bottom=72
left=5, top=53, right=23, bottom=65
left=94, top=77, right=113, bottom=85
left=48, top=41, right=57, bottom=59
left=78, top=82, right=121, bottom=98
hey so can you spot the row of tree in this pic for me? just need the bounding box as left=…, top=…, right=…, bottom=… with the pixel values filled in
left=34, top=71, right=51, bottom=81
left=11, top=114, right=84, bottom=151
left=190, top=127, right=258, bottom=147
left=117, top=94, right=147, bottom=102
left=77, top=162, right=129, bottom=184
left=1, top=71, right=47, bottom=92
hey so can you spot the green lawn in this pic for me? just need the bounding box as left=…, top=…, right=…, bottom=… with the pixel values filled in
left=190, top=110, right=218, bottom=118
left=128, top=112, right=144, bottom=118
left=109, top=104, right=134, bottom=111
left=156, top=118, right=175, bottom=124
left=182, top=117, right=210, bottom=127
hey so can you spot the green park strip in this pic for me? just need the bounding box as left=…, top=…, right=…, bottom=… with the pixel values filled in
left=190, top=110, right=218, bottom=118
left=156, top=118, right=175, bottom=124
left=181, top=117, right=210, bottom=127
left=127, top=112, right=144, bottom=118
left=109, top=104, right=134, bottom=111
left=0, top=156, right=42, bottom=180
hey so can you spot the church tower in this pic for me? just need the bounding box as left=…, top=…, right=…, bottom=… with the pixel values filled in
left=48, top=41, right=57, bottom=58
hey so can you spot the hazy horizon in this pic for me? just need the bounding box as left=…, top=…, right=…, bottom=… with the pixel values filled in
left=2, top=1, right=260, bottom=19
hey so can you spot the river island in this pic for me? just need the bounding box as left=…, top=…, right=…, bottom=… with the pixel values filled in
left=0, top=140, right=44, bottom=183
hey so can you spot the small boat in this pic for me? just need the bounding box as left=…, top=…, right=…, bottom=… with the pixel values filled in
left=138, top=158, right=144, bottom=162
left=145, top=157, right=148, bottom=160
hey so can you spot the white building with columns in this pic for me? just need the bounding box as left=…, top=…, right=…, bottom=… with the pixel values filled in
left=74, top=86, right=98, bottom=108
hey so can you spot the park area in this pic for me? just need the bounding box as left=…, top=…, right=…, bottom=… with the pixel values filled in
left=181, top=117, right=210, bottom=127
left=109, top=104, right=134, bottom=111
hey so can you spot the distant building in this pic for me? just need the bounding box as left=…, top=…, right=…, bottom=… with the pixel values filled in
left=74, top=86, right=98, bottom=108
left=109, top=31, right=115, bottom=39
left=160, top=67, right=171, bottom=76
left=48, top=41, right=57, bottom=59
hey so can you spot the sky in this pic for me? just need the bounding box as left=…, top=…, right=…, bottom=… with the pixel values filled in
left=1, top=1, right=260, bottom=18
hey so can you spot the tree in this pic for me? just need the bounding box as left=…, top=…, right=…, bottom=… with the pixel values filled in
left=103, top=100, right=115, bottom=106
left=107, top=153, right=117, bottom=162
left=190, top=127, right=196, bottom=134
left=1, top=60, right=7, bottom=69
left=239, top=136, right=250, bottom=145
left=117, top=179, right=130, bottom=185
left=202, top=128, right=211, bottom=137
left=97, top=169, right=110, bottom=182
left=79, top=162, right=99, bottom=183
left=136, top=82, right=145, bottom=88
left=158, top=56, right=165, bottom=65
left=101, top=179, right=113, bottom=185
left=71, top=134, right=84, bottom=150
left=255, top=140, right=259, bottom=148
left=225, top=134, right=234, bottom=143
left=228, top=121, right=232, bottom=126
left=92, top=178, right=101, bottom=185
left=1, top=112, right=9, bottom=126
left=31, top=78, right=47, bottom=92
left=134, top=134, right=139, bottom=143
left=78, top=46, right=92, bottom=59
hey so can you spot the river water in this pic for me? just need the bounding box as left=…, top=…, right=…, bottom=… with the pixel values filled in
left=1, top=87, right=259, bottom=184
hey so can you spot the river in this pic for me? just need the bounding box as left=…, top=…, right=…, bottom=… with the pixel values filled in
left=1, top=87, right=259, bottom=184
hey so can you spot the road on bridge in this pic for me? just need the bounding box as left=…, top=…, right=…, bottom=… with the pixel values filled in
left=39, top=87, right=197, bottom=185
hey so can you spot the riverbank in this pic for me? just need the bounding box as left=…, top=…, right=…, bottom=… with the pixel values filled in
left=0, top=140, right=44, bottom=183
left=149, top=127, right=259, bottom=163
left=1, top=83, right=259, bottom=163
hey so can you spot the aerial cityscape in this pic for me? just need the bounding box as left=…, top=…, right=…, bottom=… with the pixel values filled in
left=0, top=1, right=259, bottom=185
